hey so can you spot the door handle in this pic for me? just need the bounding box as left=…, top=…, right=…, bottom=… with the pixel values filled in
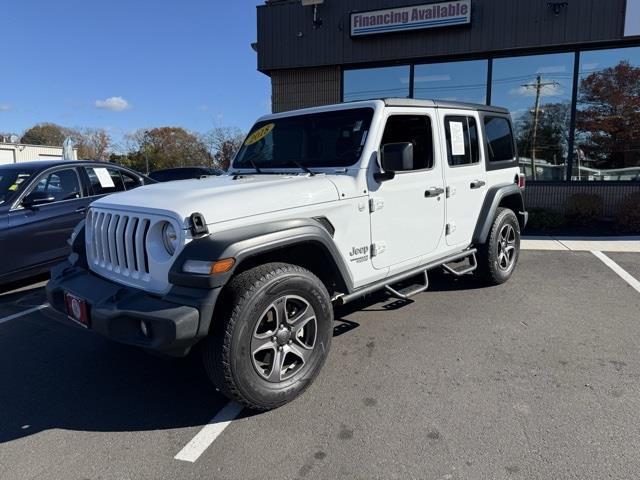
left=425, top=187, right=445, bottom=198
left=470, top=180, right=486, bottom=189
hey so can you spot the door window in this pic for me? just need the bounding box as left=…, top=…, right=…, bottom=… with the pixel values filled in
left=33, top=169, right=81, bottom=202
left=445, top=116, right=480, bottom=166
left=85, top=167, right=126, bottom=195
left=380, top=115, right=434, bottom=170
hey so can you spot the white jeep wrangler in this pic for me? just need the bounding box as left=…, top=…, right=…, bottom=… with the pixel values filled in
left=47, top=99, right=527, bottom=410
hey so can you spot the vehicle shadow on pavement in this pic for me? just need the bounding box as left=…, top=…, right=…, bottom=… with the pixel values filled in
left=0, top=310, right=231, bottom=443
left=0, top=284, right=48, bottom=310
left=333, top=270, right=491, bottom=316
left=0, top=274, right=49, bottom=296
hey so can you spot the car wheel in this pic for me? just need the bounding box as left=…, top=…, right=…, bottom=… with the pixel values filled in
left=202, top=262, right=333, bottom=411
left=476, top=207, right=521, bottom=285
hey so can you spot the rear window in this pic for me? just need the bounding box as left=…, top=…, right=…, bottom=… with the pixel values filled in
left=484, top=116, right=515, bottom=162
left=86, top=167, right=126, bottom=196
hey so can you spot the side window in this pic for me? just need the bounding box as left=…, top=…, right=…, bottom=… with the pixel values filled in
left=33, top=169, right=81, bottom=202
left=445, top=116, right=480, bottom=166
left=85, top=167, right=126, bottom=196
left=484, top=116, right=516, bottom=162
left=121, top=171, right=142, bottom=190
left=380, top=115, right=434, bottom=170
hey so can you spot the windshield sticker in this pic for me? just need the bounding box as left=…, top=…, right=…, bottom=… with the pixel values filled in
left=353, top=120, right=363, bottom=132
left=245, top=123, right=275, bottom=146
left=450, top=121, right=466, bottom=156
left=94, top=168, right=115, bottom=188
left=8, top=183, right=18, bottom=191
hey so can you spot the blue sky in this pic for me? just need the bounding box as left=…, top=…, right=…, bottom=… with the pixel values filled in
left=0, top=0, right=269, bottom=147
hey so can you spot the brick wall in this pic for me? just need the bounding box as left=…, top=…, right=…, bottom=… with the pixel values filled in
left=524, top=183, right=640, bottom=218
left=271, top=67, right=341, bottom=113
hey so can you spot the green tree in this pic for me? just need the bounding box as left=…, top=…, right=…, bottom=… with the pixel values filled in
left=124, top=127, right=212, bottom=173
left=21, top=123, right=68, bottom=146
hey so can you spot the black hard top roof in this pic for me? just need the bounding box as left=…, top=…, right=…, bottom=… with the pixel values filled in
left=381, top=98, right=510, bottom=115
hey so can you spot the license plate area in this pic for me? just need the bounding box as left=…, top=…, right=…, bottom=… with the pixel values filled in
left=64, top=292, right=91, bottom=328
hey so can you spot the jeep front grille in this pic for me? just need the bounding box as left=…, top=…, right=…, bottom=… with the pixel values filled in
left=87, top=210, right=151, bottom=277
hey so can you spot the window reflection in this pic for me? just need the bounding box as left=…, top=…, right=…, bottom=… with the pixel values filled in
left=414, top=60, right=487, bottom=104
left=492, top=53, right=575, bottom=181
left=575, top=47, right=640, bottom=181
left=343, top=66, right=410, bottom=102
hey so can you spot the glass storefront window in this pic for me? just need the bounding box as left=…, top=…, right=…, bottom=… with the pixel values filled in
left=414, top=60, right=488, bottom=104
left=492, top=53, right=575, bottom=181
left=343, top=65, right=410, bottom=102
left=574, top=47, right=640, bottom=181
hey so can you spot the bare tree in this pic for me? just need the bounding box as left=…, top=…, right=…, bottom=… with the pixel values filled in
left=202, top=127, right=245, bottom=170
left=73, top=128, right=112, bottom=161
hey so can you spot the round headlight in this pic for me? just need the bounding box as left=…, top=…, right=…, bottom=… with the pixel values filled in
left=162, top=222, right=178, bottom=255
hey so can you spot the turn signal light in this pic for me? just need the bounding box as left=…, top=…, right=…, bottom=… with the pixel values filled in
left=182, top=258, right=236, bottom=275
left=210, top=258, right=236, bottom=274
left=517, top=173, right=526, bottom=190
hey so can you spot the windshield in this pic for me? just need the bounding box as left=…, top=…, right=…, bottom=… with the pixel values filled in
left=0, top=169, right=33, bottom=206
left=233, top=108, right=373, bottom=170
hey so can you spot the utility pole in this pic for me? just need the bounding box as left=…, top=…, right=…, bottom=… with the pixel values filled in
left=522, top=75, right=560, bottom=181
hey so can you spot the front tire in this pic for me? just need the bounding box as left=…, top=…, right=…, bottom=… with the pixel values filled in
left=202, top=262, right=333, bottom=411
left=476, top=207, right=521, bottom=285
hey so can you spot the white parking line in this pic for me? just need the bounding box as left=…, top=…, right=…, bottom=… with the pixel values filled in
left=593, top=251, right=640, bottom=294
left=174, top=401, right=244, bottom=463
left=0, top=304, right=49, bottom=325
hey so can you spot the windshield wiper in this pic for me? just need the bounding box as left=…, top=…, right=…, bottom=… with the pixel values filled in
left=279, top=160, right=315, bottom=176
left=246, top=155, right=262, bottom=174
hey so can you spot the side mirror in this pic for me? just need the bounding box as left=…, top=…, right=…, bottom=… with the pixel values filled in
left=22, top=191, right=55, bottom=208
left=375, top=142, right=414, bottom=182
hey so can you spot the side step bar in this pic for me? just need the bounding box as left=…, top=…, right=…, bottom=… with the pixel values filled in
left=385, top=271, right=429, bottom=301
left=334, top=249, right=477, bottom=306
left=442, top=251, right=477, bottom=276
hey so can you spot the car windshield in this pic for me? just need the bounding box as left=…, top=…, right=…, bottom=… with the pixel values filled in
left=233, top=107, right=374, bottom=170
left=0, top=169, right=33, bottom=206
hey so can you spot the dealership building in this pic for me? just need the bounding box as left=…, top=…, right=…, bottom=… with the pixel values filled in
left=256, top=0, right=640, bottom=221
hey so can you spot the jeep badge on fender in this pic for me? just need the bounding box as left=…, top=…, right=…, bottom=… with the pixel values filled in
left=46, top=98, right=527, bottom=411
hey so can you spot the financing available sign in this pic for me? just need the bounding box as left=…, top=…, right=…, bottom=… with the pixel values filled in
left=350, top=0, right=471, bottom=37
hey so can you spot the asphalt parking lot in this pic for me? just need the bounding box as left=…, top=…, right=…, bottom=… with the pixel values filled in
left=1, top=246, right=639, bottom=480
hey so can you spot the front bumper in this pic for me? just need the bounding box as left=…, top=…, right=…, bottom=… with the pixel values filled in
left=46, top=262, right=221, bottom=357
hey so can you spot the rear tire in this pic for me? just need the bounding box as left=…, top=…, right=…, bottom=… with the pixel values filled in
left=476, top=207, right=520, bottom=285
left=202, top=262, right=333, bottom=411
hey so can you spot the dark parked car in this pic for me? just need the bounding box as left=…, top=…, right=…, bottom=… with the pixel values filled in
left=0, top=160, right=152, bottom=285
left=148, top=166, right=223, bottom=182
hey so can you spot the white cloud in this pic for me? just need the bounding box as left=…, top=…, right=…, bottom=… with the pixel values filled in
left=0, top=104, right=11, bottom=112
left=95, top=96, right=130, bottom=111
left=509, top=83, right=565, bottom=98
left=413, top=74, right=452, bottom=83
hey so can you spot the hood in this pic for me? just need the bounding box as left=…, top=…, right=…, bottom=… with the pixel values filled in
left=92, top=174, right=341, bottom=228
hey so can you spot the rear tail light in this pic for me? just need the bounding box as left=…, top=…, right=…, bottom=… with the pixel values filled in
left=517, top=173, right=526, bottom=190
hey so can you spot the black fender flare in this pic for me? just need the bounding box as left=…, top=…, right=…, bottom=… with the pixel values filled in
left=472, top=184, right=526, bottom=245
left=168, top=218, right=354, bottom=291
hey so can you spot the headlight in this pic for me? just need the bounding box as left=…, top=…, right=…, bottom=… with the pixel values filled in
left=161, top=222, right=178, bottom=255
